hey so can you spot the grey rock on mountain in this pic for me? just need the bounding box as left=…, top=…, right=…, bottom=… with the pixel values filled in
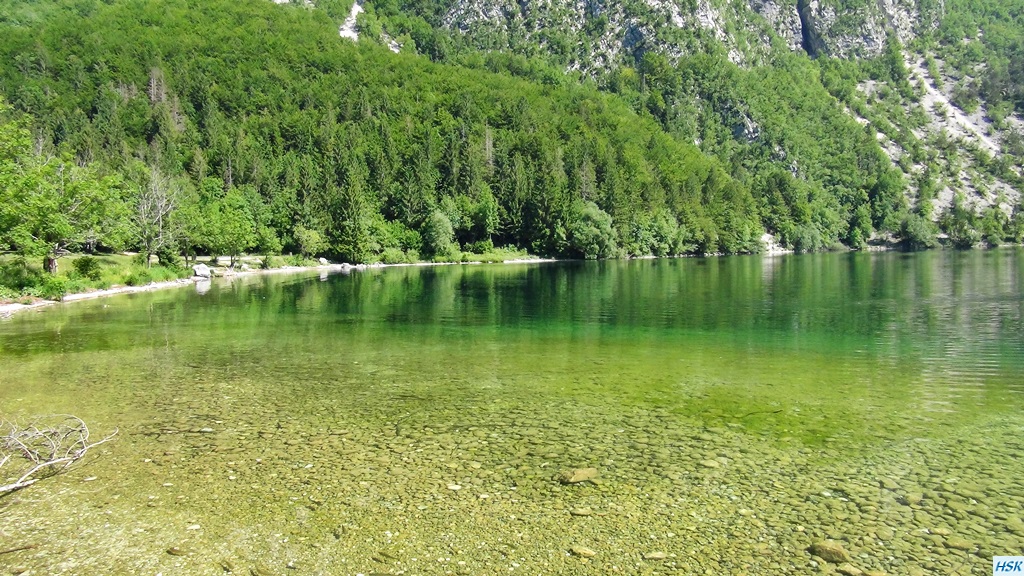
left=439, top=0, right=935, bottom=67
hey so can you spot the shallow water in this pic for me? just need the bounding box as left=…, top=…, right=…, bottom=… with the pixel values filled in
left=1, top=251, right=1023, bottom=575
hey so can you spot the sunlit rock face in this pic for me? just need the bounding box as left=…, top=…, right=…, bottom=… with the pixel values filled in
left=436, top=0, right=931, bottom=69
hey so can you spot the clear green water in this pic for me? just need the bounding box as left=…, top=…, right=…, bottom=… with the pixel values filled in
left=1, top=251, right=1023, bottom=575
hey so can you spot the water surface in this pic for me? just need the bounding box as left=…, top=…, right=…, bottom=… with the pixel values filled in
left=1, top=251, right=1023, bottom=575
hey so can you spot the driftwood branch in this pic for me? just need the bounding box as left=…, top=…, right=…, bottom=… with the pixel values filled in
left=0, top=544, right=38, bottom=556
left=0, top=415, right=117, bottom=496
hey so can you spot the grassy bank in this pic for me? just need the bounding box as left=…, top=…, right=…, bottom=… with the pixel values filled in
left=0, top=253, right=192, bottom=303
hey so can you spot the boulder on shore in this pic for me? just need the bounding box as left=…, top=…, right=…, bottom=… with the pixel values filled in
left=192, top=263, right=212, bottom=278
left=319, top=257, right=330, bottom=265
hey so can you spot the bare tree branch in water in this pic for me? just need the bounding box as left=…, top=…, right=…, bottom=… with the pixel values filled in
left=0, top=544, right=38, bottom=556
left=0, top=415, right=117, bottom=496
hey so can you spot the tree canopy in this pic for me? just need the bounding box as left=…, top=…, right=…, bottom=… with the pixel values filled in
left=0, top=0, right=1020, bottom=269
left=0, top=0, right=765, bottom=263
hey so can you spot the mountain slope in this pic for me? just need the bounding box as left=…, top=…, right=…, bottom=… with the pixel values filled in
left=1, top=0, right=1021, bottom=260
left=0, top=0, right=765, bottom=261
left=362, top=0, right=1024, bottom=246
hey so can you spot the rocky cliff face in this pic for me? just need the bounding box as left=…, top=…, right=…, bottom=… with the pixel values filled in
left=749, top=0, right=803, bottom=52
left=441, top=0, right=776, bottom=68
left=795, top=0, right=930, bottom=58
left=438, top=0, right=934, bottom=67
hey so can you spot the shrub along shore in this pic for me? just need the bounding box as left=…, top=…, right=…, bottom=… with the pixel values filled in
left=0, top=249, right=541, bottom=317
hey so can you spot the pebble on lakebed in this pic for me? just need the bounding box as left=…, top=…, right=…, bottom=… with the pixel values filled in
left=571, top=545, right=597, bottom=557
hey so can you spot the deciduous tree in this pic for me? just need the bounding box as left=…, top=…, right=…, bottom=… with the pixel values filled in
left=133, top=166, right=182, bottom=268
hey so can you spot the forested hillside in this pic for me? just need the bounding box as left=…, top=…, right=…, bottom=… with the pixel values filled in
left=0, top=0, right=768, bottom=270
left=1, top=0, right=1022, bottom=281
left=360, top=0, right=1024, bottom=247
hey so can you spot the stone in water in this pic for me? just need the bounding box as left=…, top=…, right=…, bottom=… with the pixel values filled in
left=558, top=468, right=598, bottom=484
left=809, top=540, right=851, bottom=563
left=571, top=545, right=596, bottom=557
left=837, top=563, right=864, bottom=576
left=943, top=537, right=972, bottom=551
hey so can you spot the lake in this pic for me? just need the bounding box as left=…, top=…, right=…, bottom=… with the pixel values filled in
left=1, top=250, right=1023, bottom=575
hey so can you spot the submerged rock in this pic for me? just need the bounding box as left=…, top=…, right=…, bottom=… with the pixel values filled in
left=837, top=563, right=864, bottom=576
left=571, top=545, right=597, bottom=557
left=902, top=492, right=923, bottom=505
left=558, top=468, right=598, bottom=484
left=878, top=477, right=900, bottom=490
left=809, top=540, right=851, bottom=563
left=943, top=537, right=973, bottom=551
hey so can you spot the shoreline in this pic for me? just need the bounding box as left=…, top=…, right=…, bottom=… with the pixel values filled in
left=0, top=245, right=929, bottom=319
left=0, top=259, right=558, bottom=319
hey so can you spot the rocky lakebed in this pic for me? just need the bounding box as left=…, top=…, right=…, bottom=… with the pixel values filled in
left=2, top=399, right=1020, bottom=575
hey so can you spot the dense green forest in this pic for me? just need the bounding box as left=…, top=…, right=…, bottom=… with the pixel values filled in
left=930, top=0, right=1024, bottom=122
left=363, top=0, right=1024, bottom=248
left=1, top=0, right=1023, bottom=297
left=0, top=0, right=765, bottom=278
